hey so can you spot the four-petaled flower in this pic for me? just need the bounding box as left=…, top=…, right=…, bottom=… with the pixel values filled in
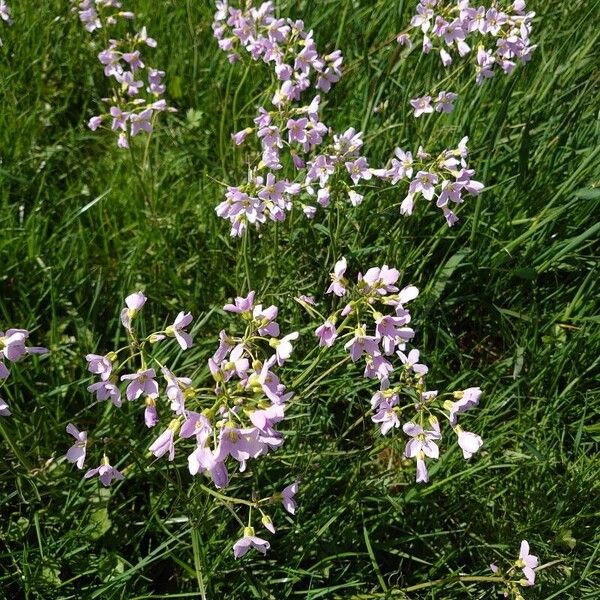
left=233, top=526, right=271, bottom=558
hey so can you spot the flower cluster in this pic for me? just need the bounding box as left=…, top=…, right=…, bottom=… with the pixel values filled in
left=373, top=136, right=484, bottom=225
left=73, top=1, right=174, bottom=148
left=214, top=1, right=485, bottom=233
left=312, top=258, right=483, bottom=482
left=69, top=290, right=301, bottom=556
left=406, top=1, right=536, bottom=83
left=490, top=540, right=540, bottom=598
left=213, top=1, right=343, bottom=98
left=0, top=329, right=48, bottom=416
left=218, top=120, right=375, bottom=234
left=410, top=91, right=458, bottom=117
left=72, top=0, right=133, bottom=33
left=0, top=0, right=11, bottom=47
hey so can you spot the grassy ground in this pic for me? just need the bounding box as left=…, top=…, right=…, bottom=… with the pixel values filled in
left=1, top=0, right=599, bottom=598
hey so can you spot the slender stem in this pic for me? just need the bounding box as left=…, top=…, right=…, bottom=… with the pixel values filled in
left=350, top=575, right=505, bottom=598
left=198, top=483, right=256, bottom=507
left=191, top=527, right=207, bottom=600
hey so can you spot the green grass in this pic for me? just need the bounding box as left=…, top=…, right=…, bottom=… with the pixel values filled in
left=1, top=0, right=599, bottom=598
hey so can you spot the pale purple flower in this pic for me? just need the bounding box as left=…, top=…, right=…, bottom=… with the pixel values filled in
left=0, top=1, right=12, bottom=24
left=188, top=445, right=229, bottom=488
left=232, top=127, right=252, bottom=145
left=88, top=380, right=122, bottom=407
left=149, top=424, right=177, bottom=461
left=0, top=329, right=28, bottom=362
left=398, top=349, right=428, bottom=375
left=475, top=47, right=495, bottom=84
left=88, top=116, right=103, bottom=131
left=518, top=540, right=539, bottom=586
left=375, top=315, right=414, bottom=355
left=121, top=368, right=159, bottom=401
left=180, top=412, right=212, bottom=444
left=233, top=527, right=270, bottom=558
left=0, top=361, right=8, bottom=379
left=286, top=117, right=308, bottom=143
left=84, top=457, right=124, bottom=487
left=120, top=291, right=147, bottom=330
left=439, top=48, right=453, bottom=67
left=326, top=257, right=347, bottom=297
left=348, top=190, right=364, bottom=206
left=66, top=423, right=87, bottom=469
left=403, top=421, right=442, bottom=483
left=409, top=171, right=439, bottom=200
left=216, top=426, right=264, bottom=467
left=315, top=320, right=337, bottom=347
left=169, top=311, right=193, bottom=350
left=344, top=326, right=379, bottom=362
left=0, top=396, right=10, bottom=416
left=281, top=480, right=299, bottom=514
left=271, top=332, right=299, bottom=365
left=297, top=294, right=316, bottom=306
left=144, top=397, right=158, bottom=427
left=345, top=157, right=372, bottom=185
left=122, top=50, right=144, bottom=72
left=390, top=148, right=414, bottom=182
left=137, top=26, right=157, bottom=48
left=117, top=70, right=144, bottom=96
left=224, top=291, right=255, bottom=314
left=361, top=265, right=400, bottom=295
left=435, top=91, right=458, bottom=113
left=410, top=95, right=434, bottom=118
left=410, top=4, right=434, bottom=32
left=372, top=399, right=400, bottom=435
left=253, top=304, right=280, bottom=337
left=456, top=429, right=483, bottom=459
left=448, top=387, right=481, bottom=425
left=303, top=205, right=317, bottom=218
left=130, top=109, right=153, bottom=136
left=85, top=353, right=113, bottom=381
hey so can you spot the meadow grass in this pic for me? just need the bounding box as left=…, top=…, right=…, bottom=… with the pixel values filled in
left=0, top=0, right=599, bottom=598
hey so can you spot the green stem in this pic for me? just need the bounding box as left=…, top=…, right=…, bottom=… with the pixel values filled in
left=350, top=575, right=506, bottom=598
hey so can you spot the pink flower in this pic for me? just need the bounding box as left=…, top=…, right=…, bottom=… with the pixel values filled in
left=188, top=445, right=229, bottom=488
left=372, top=400, right=400, bottom=435
left=344, top=326, right=379, bottom=362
